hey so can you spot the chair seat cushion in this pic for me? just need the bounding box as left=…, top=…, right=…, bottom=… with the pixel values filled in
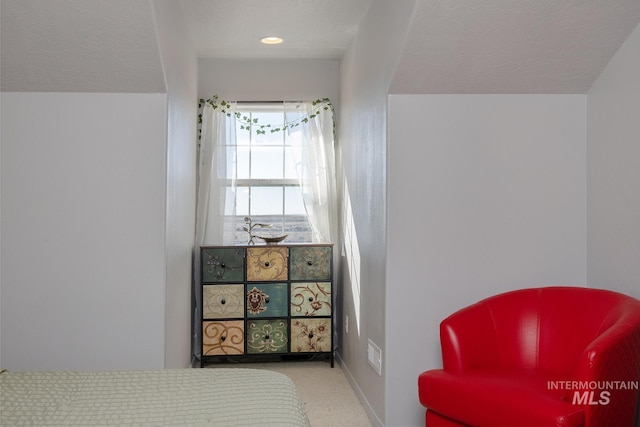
left=419, top=369, right=584, bottom=427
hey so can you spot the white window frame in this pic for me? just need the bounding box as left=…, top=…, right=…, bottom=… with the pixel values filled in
left=229, top=103, right=311, bottom=244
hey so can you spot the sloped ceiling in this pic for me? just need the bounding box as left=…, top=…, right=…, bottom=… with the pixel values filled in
left=390, top=0, right=640, bottom=93
left=1, top=0, right=639, bottom=94
left=0, top=0, right=166, bottom=93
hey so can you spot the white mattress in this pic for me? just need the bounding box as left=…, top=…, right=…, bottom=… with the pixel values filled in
left=0, top=368, right=310, bottom=426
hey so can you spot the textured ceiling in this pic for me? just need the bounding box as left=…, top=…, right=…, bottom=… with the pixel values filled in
left=179, top=0, right=373, bottom=59
left=0, top=0, right=166, bottom=93
left=389, top=0, right=640, bottom=93
left=1, top=0, right=639, bottom=94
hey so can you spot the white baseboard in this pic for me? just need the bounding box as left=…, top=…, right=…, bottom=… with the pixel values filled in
left=335, top=353, right=385, bottom=427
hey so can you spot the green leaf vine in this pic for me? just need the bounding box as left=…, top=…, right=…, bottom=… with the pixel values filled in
left=197, top=95, right=335, bottom=141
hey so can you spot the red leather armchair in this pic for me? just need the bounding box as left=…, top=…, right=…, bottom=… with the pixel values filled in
left=418, top=287, right=640, bottom=427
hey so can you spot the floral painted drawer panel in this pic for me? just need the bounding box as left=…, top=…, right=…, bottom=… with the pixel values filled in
left=246, top=247, right=288, bottom=282
left=202, top=320, right=244, bottom=355
left=246, top=283, right=288, bottom=317
left=200, top=244, right=333, bottom=367
left=247, top=319, right=288, bottom=354
left=289, top=246, right=331, bottom=280
left=290, top=318, right=331, bottom=353
left=202, top=248, right=245, bottom=283
left=203, top=284, right=244, bottom=319
left=290, top=282, right=332, bottom=316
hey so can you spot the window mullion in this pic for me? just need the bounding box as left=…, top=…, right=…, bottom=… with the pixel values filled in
left=280, top=186, right=285, bottom=234
left=281, top=112, right=286, bottom=234
left=236, top=179, right=298, bottom=186
left=248, top=111, right=253, bottom=216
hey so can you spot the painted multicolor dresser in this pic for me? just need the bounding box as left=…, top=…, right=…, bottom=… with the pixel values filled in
left=200, top=244, right=334, bottom=367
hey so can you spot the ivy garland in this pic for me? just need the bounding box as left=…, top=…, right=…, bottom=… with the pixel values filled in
left=197, top=95, right=334, bottom=140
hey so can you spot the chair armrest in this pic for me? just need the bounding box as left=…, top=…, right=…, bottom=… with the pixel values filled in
left=440, top=302, right=500, bottom=373
left=574, top=322, right=640, bottom=377
left=571, top=323, right=640, bottom=427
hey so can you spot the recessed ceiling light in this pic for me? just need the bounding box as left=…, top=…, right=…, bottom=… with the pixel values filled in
left=260, top=36, right=283, bottom=45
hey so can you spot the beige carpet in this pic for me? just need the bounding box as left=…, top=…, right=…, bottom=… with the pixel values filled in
left=206, top=360, right=372, bottom=427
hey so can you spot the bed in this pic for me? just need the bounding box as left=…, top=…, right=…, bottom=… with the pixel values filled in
left=0, top=368, right=310, bottom=426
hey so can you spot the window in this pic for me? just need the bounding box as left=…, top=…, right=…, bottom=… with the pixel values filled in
left=196, top=97, right=336, bottom=247
left=226, top=103, right=312, bottom=244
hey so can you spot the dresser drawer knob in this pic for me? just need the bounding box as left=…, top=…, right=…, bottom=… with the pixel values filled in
left=220, top=335, right=226, bottom=342
left=307, top=261, right=313, bottom=266
left=308, top=333, right=314, bottom=338
left=308, top=297, right=314, bottom=302
left=265, top=334, right=270, bottom=340
left=265, top=298, right=270, bottom=303
left=264, top=261, right=270, bottom=267
left=220, top=299, right=226, bottom=305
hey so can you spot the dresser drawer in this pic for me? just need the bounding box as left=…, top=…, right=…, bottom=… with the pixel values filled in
left=203, top=284, right=244, bottom=319
left=246, top=319, right=288, bottom=354
left=246, top=283, right=288, bottom=317
left=202, top=248, right=245, bottom=283
left=289, top=246, right=331, bottom=280
left=202, top=320, right=244, bottom=355
left=290, top=282, right=332, bottom=316
left=291, top=318, right=331, bottom=353
left=246, top=247, right=288, bottom=281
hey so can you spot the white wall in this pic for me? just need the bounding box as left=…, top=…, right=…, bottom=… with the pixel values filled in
left=1, top=92, right=167, bottom=371
left=198, top=58, right=340, bottom=103
left=339, top=1, right=417, bottom=425
left=387, top=94, right=588, bottom=426
left=0, top=93, right=3, bottom=368
left=587, top=22, right=640, bottom=300
left=152, top=0, right=198, bottom=369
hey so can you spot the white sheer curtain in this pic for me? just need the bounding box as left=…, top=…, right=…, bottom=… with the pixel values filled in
left=285, top=100, right=339, bottom=356
left=285, top=101, right=338, bottom=244
left=195, top=103, right=238, bottom=246
left=192, top=102, right=237, bottom=364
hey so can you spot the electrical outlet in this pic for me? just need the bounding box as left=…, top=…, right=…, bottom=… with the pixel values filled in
left=345, top=315, right=349, bottom=334
left=367, top=339, right=382, bottom=376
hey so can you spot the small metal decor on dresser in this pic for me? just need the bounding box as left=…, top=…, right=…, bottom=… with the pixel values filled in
left=257, top=234, right=288, bottom=245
